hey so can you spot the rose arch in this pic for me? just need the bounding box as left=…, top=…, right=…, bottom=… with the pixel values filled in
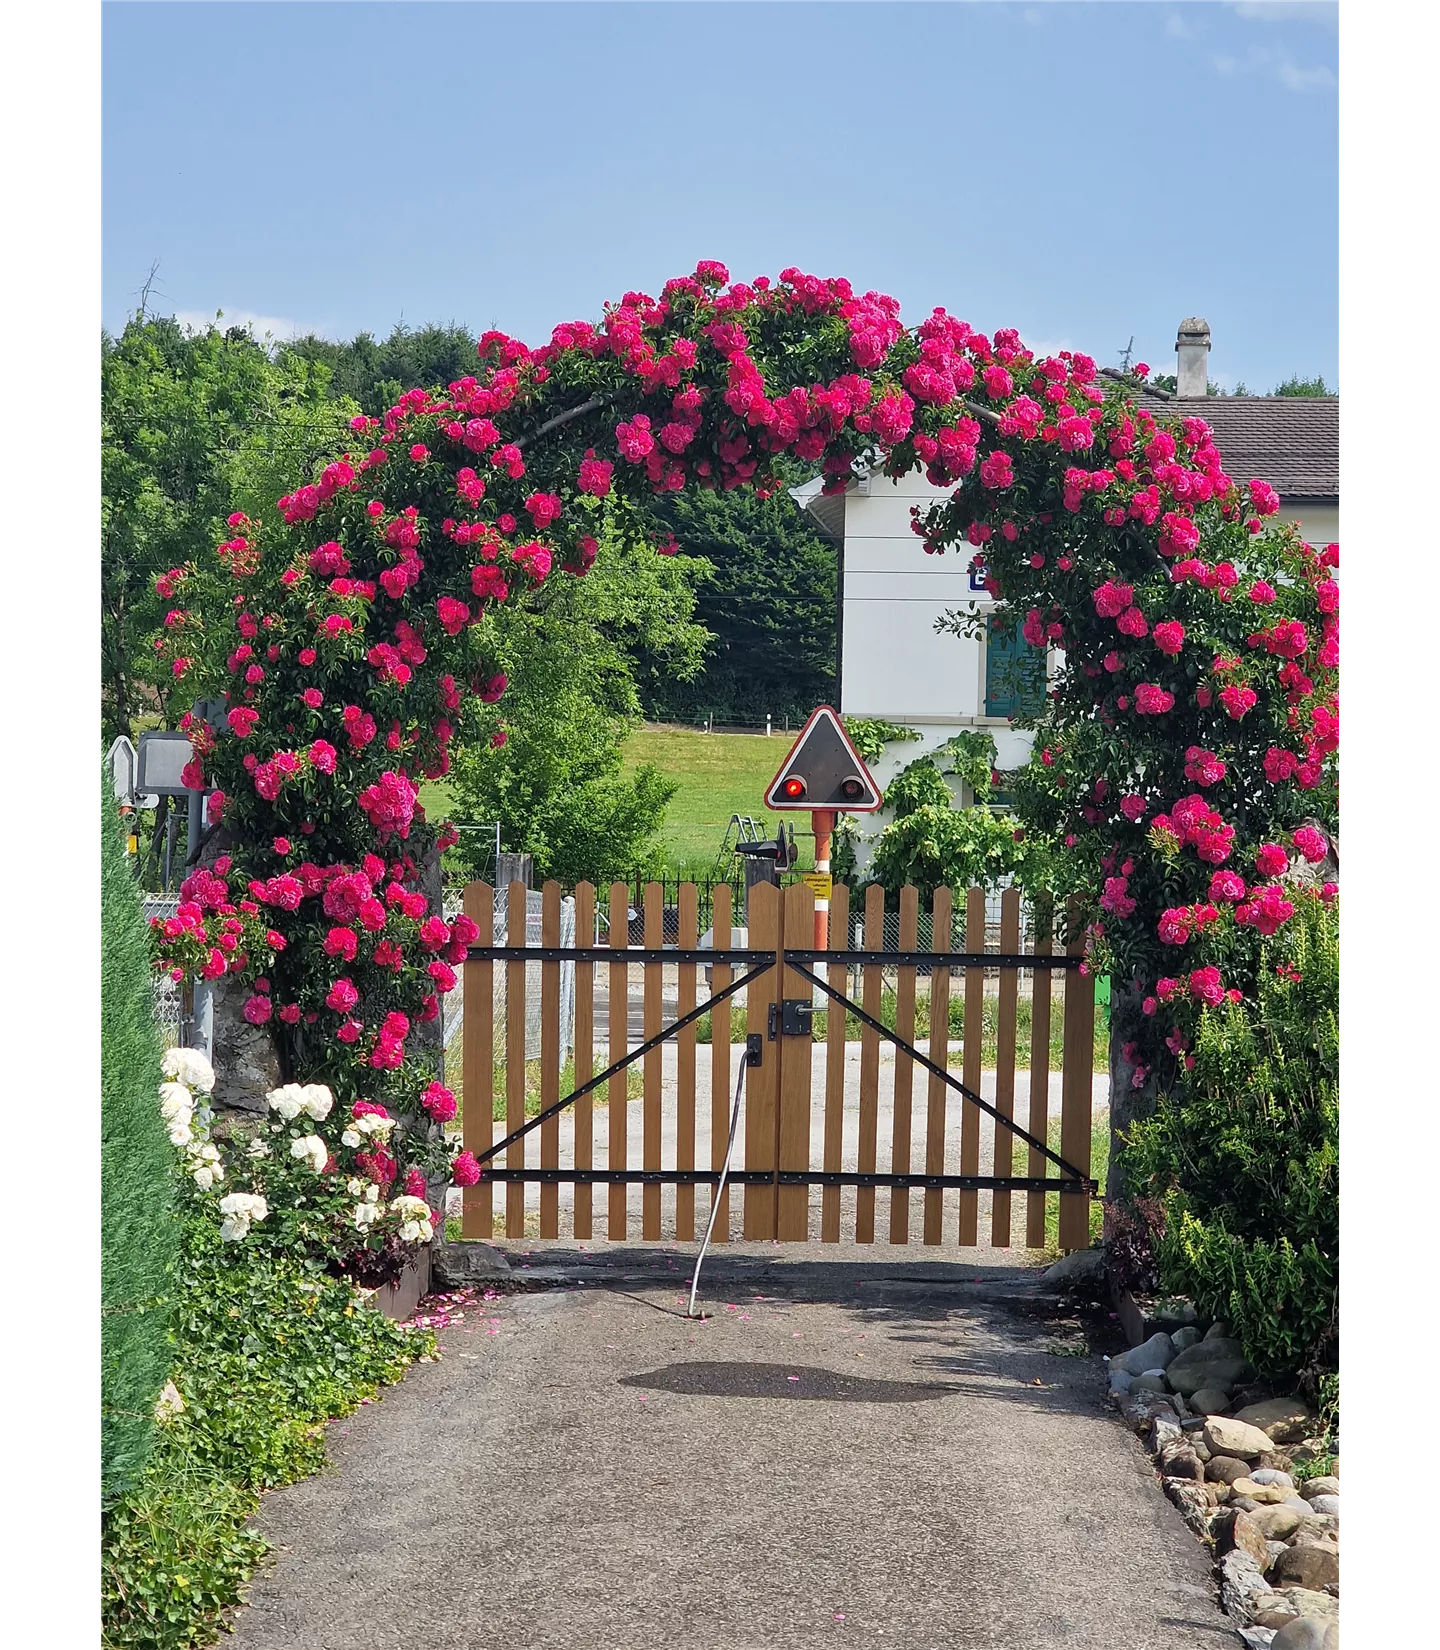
left=151, top=261, right=1337, bottom=1257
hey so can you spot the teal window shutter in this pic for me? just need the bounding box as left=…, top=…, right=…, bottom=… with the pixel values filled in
left=984, top=617, right=1046, bottom=719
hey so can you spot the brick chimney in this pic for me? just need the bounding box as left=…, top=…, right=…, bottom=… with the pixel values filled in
left=1176, top=318, right=1211, bottom=396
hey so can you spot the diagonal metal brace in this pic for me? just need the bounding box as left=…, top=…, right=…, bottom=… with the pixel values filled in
left=473, top=958, right=776, bottom=1170
left=785, top=961, right=1095, bottom=1193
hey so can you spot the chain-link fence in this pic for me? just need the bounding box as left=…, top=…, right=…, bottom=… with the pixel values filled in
left=142, top=897, right=184, bottom=1049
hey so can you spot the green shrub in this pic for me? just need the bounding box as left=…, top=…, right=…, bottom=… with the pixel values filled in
left=1120, top=893, right=1337, bottom=1394
left=101, top=773, right=178, bottom=1503
left=101, top=1205, right=433, bottom=1649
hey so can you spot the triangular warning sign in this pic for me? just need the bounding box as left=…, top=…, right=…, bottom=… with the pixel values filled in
left=764, top=706, right=883, bottom=812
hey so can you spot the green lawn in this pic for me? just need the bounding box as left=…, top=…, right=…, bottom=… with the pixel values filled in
left=622, top=724, right=803, bottom=873
left=419, top=725, right=796, bottom=876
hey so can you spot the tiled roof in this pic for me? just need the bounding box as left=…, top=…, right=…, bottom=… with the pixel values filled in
left=1132, top=390, right=1338, bottom=501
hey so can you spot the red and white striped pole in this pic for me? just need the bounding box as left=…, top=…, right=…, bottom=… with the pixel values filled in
left=811, top=808, right=834, bottom=950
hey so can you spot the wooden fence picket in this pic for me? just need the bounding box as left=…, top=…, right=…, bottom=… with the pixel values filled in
left=572, top=882, right=595, bottom=1240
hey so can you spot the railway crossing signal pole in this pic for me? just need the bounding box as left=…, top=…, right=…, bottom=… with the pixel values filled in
left=763, top=706, right=883, bottom=949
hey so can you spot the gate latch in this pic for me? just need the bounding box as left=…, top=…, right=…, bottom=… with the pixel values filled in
left=768, top=999, right=814, bottom=1039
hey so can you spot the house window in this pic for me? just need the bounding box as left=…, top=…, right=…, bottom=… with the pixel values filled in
left=984, top=617, right=1046, bottom=719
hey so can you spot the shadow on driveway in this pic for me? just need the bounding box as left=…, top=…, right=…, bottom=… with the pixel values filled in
left=621, top=1359, right=962, bottom=1402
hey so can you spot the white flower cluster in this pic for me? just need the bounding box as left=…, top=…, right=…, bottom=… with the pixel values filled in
left=389, top=1194, right=434, bottom=1245
left=343, top=1185, right=433, bottom=1243
left=265, top=1082, right=335, bottom=1123
left=157, top=1050, right=223, bottom=1188
left=218, top=1191, right=269, bottom=1242
left=289, top=1134, right=328, bottom=1173
left=154, top=1380, right=185, bottom=1421
left=340, top=1112, right=394, bottom=1149
left=349, top=1179, right=383, bottom=1230
left=162, top=1047, right=216, bottom=1094
left=189, top=1141, right=225, bottom=1191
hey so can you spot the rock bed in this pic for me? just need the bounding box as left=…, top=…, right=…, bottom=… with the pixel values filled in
left=1108, top=1320, right=1338, bottom=1648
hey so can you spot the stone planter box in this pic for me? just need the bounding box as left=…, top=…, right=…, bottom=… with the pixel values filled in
left=372, top=1246, right=432, bottom=1323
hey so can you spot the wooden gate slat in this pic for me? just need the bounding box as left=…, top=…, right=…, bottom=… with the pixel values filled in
left=675, top=884, right=698, bottom=1242
left=1025, top=894, right=1053, bottom=1249
left=538, top=881, right=561, bottom=1240
left=607, top=881, right=629, bottom=1240
left=743, top=881, right=781, bottom=1240
left=777, top=882, right=814, bottom=1241
left=709, top=884, right=732, bottom=1243
left=461, top=881, right=494, bottom=1239
left=922, top=885, right=953, bottom=1246
left=572, top=882, right=595, bottom=1240
left=990, top=888, right=1021, bottom=1248
left=888, top=884, right=919, bottom=1244
left=1058, top=895, right=1096, bottom=1251
left=821, top=883, right=850, bottom=1244
left=855, top=884, right=885, bottom=1244
left=642, top=882, right=663, bottom=1240
left=505, top=878, right=527, bottom=1239
left=957, top=886, right=986, bottom=1246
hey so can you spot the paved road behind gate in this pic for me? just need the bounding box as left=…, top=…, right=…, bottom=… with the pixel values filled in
left=230, top=1245, right=1230, bottom=1650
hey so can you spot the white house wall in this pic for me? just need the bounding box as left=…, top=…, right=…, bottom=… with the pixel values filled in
left=834, top=474, right=1337, bottom=877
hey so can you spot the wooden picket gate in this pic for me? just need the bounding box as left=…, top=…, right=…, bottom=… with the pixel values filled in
left=459, top=879, right=1097, bottom=1250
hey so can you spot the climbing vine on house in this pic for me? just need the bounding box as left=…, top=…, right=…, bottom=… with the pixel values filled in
left=148, top=261, right=1337, bottom=1277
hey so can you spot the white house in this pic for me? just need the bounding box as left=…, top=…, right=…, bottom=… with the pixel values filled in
left=793, top=319, right=1339, bottom=849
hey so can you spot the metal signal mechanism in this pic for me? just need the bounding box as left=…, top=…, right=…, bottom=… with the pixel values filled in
left=763, top=706, right=882, bottom=813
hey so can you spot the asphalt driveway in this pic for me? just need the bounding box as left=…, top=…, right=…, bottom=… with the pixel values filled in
left=229, top=1244, right=1231, bottom=1650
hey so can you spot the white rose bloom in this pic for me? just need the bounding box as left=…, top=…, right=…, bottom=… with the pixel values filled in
left=388, top=1194, right=430, bottom=1220
left=399, top=1220, right=422, bottom=1244
left=352, top=1201, right=381, bottom=1230
left=220, top=1192, right=269, bottom=1223
left=162, top=1048, right=216, bottom=1094
left=365, top=1183, right=380, bottom=1203
left=247, top=1138, right=271, bottom=1159
left=299, top=1084, right=334, bottom=1121
left=154, top=1380, right=185, bottom=1419
left=158, top=1082, right=193, bottom=1121
left=346, top=1177, right=365, bottom=1196
left=341, top=1129, right=362, bottom=1149
left=290, top=1135, right=328, bottom=1173
left=168, top=1122, right=194, bottom=1148
left=266, top=1084, right=306, bottom=1123
left=219, top=1214, right=250, bottom=1241
left=418, top=1220, right=433, bottom=1242
left=193, top=1166, right=217, bottom=1191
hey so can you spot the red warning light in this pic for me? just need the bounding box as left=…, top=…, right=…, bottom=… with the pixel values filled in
left=782, top=776, right=807, bottom=799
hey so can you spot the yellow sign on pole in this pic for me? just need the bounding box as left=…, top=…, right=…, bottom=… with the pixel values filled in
left=801, top=871, right=833, bottom=900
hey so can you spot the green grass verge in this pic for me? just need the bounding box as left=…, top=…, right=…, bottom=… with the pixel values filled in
left=421, top=726, right=799, bottom=878
left=621, top=725, right=808, bottom=873
left=1010, top=1115, right=1110, bottom=1253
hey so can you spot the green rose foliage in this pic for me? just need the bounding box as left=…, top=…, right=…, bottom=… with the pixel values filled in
left=1119, top=891, right=1338, bottom=1389
left=101, top=1201, right=432, bottom=1650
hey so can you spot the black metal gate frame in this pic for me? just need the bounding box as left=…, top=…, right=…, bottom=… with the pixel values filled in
left=465, top=944, right=1097, bottom=1197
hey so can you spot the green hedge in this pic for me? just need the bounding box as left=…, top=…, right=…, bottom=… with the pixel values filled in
left=101, top=774, right=178, bottom=1502
left=1120, top=893, right=1338, bottom=1395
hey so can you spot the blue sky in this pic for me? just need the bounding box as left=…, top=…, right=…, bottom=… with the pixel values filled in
left=102, top=1, right=1338, bottom=391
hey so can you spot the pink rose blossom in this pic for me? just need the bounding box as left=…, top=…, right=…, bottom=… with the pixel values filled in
left=1255, top=843, right=1289, bottom=877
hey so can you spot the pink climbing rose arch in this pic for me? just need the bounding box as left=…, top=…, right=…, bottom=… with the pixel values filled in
left=150, top=260, right=1337, bottom=1239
